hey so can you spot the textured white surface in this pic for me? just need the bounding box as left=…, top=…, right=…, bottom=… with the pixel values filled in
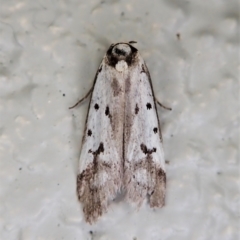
left=0, top=0, right=239, bottom=239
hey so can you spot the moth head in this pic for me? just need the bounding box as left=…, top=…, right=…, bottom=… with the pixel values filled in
left=112, top=44, right=132, bottom=60
left=106, top=42, right=138, bottom=70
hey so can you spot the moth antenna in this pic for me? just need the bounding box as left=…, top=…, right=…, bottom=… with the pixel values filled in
left=129, top=41, right=137, bottom=44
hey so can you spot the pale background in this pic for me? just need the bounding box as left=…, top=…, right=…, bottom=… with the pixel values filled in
left=0, top=0, right=239, bottom=239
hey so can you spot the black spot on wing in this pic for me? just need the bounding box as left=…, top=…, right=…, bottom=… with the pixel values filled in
left=94, top=103, right=99, bottom=110
left=98, top=65, right=102, bottom=72
left=146, top=103, right=152, bottom=110
left=105, top=106, right=109, bottom=116
left=153, top=127, right=158, bottom=133
left=105, top=105, right=112, bottom=124
left=87, top=129, right=92, bottom=136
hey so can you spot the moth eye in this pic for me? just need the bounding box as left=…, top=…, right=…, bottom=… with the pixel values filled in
left=115, top=48, right=126, bottom=56
left=94, top=103, right=99, bottom=110
left=146, top=103, right=152, bottom=109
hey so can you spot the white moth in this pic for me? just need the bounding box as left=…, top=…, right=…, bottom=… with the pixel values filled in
left=71, top=42, right=168, bottom=224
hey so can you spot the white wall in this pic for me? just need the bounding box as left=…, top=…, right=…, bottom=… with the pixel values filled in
left=0, top=0, right=239, bottom=239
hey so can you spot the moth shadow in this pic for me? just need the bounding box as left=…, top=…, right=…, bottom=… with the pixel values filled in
left=112, top=189, right=126, bottom=203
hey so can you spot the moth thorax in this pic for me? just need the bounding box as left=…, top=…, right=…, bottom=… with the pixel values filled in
left=115, top=60, right=128, bottom=72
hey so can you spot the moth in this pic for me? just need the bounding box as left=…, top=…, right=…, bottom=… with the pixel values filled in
left=70, top=42, right=170, bottom=224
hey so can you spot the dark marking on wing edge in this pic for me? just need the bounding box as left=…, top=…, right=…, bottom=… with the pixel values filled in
left=135, top=104, right=139, bottom=114
left=140, top=143, right=156, bottom=155
left=140, top=64, right=146, bottom=73
left=98, top=65, right=102, bottom=72
left=77, top=141, right=106, bottom=223
left=153, top=127, right=158, bottom=133
left=146, top=103, right=152, bottom=109
left=94, top=103, right=99, bottom=110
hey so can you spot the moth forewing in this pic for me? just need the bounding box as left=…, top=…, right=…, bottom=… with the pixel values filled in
left=123, top=56, right=166, bottom=208
left=76, top=59, right=124, bottom=224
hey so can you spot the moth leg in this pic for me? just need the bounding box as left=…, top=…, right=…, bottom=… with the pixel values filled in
left=155, top=98, right=172, bottom=111
left=69, top=87, right=93, bottom=109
